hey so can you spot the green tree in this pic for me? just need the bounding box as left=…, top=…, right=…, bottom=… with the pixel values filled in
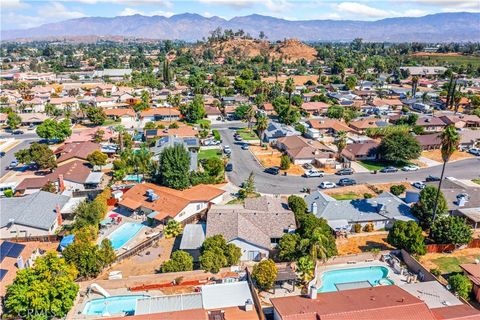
left=239, top=171, right=256, bottom=198
left=278, top=233, right=300, bottom=261
left=448, top=274, right=473, bottom=299
left=15, top=142, right=57, bottom=171
left=287, top=195, right=307, bottom=216
left=411, top=185, right=447, bottom=229
left=98, top=238, right=116, bottom=268
left=63, top=239, right=102, bottom=278
left=200, top=249, right=226, bottom=273
left=36, top=119, right=72, bottom=141
left=203, top=157, right=224, bottom=178
left=255, top=113, right=269, bottom=145
left=345, top=76, right=357, bottom=90
left=225, top=243, right=242, bottom=266
left=387, top=221, right=426, bottom=255
left=297, top=255, right=315, bottom=285
left=7, top=112, right=21, bottom=129
left=334, top=130, right=347, bottom=160
left=326, top=106, right=344, bottom=119
left=4, top=252, right=79, bottom=320
left=144, top=121, right=156, bottom=130
left=199, top=235, right=241, bottom=272
left=272, top=96, right=300, bottom=125
left=284, top=77, right=295, bottom=105
left=430, top=216, right=473, bottom=246
left=252, top=259, right=278, bottom=291
left=86, top=106, right=107, bottom=125
left=87, top=150, right=108, bottom=170
left=158, top=144, right=191, bottom=190
left=164, top=219, right=183, bottom=239
left=161, top=251, right=193, bottom=273
left=390, top=184, right=406, bottom=196
left=280, top=154, right=291, bottom=170
left=378, top=131, right=421, bottom=163
left=181, top=95, right=206, bottom=122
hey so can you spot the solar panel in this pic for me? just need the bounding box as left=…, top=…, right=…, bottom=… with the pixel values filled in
left=0, top=269, right=8, bottom=281
left=0, top=242, right=14, bottom=262
left=0, top=242, right=25, bottom=262
left=7, top=243, right=25, bottom=259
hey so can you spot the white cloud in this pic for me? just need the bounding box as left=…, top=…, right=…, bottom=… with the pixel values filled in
left=198, top=0, right=258, bottom=8
left=403, top=9, right=428, bottom=16
left=64, top=0, right=173, bottom=7
left=335, top=2, right=391, bottom=18
left=264, top=0, right=292, bottom=13
left=2, top=0, right=29, bottom=9
left=412, top=0, right=479, bottom=9
left=38, top=2, right=86, bottom=19
left=119, top=7, right=174, bottom=17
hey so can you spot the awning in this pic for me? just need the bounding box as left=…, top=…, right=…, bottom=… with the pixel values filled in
left=100, top=218, right=112, bottom=226
left=85, top=172, right=104, bottom=184
left=147, top=211, right=159, bottom=219
left=59, top=234, right=75, bottom=251
left=327, top=219, right=350, bottom=231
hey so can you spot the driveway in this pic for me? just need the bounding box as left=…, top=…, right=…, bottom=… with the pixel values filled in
left=218, top=128, right=480, bottom=194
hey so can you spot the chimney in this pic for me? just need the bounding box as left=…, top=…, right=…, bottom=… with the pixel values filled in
left=245, top=299, right=253, bottom=311
left=56, top=204, right=63, bottom=226
left=311, top=202, right=318, bottom=215
left=309, top=286, right=318, bottom=299
left=58, top=174, right=65, bottom=193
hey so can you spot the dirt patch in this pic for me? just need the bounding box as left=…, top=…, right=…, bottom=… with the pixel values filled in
left=421, top=150, right=474, bottom=162
left=99, top=237, right=175, bottom=279
left=418, top=248, right=480, bottom=274
left=411, top=52, right=462, bottom=57
left=252, top=145, right=304, bottom=175
left=323, top=184, right=373, bottom=198
left=336, top=234, right=394, bottom=255
left=374, top=182, right=416, bottom=193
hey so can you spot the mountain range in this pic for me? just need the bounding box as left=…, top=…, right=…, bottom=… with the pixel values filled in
left=2, top=12, right=479, bottom=42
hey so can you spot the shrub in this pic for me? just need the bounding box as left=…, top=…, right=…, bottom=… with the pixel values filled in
left=212, top=129, right=221, bottom=141
left=448, top=274, right=473, bottom=299
left=3, top=189, right=13, bottom=197
left=390, top=184, right=406, bottom=196
left=363, top=193, right=373, bottom=199
left=353, top=223, right=362, bottom=233
left=280, top=154, right=291, bottom=170
left=430, top=268, right=441, bottom=277
left=252, top=259, right=278, bottom=291
left=363, top=222, right=374, bottom=232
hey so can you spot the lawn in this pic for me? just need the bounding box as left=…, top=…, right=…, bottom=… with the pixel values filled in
left=357, top=160, right=407, bottom=171
left=430, top=256, right=478, bottom=273
left=407, top=54, right=480, bottom=67
left=419, top=248, right=480, bottom=275
left=472, top=179, right=480, bottom=185
left=198, top=148, right=222, bottom=160
left=331, top=192, right=360, bottom=200
left=195, top=119, right=211, bottom=127
left=237, top=128, right=259, bottom=141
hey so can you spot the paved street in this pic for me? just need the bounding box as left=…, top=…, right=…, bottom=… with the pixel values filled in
left=0, top=139, right=39, bottom=178
left=218, top=127, right=480, bottom=194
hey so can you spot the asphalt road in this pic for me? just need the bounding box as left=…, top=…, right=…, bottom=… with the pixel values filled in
left=218, top=127, right=480, bottom=194
left=0, top=139, right=39, bottom=178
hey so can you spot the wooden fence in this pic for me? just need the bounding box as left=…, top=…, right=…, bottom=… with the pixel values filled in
left=3, top=234, right=61, bottom=243
left=425, top=239, right=480, bottom=253
left=115, top=231, right=163, bottom=263
left=245, top=268, right=266, bottom=320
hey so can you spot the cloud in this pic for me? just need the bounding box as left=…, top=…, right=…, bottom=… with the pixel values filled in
left=403, top=9, right=429, bottom=16
left=66, top=0, right=173, bottom=7
left=2, top=0, right=29, bottom=9
left=198, top=0, right=257, bottom=8
left=264, top=0, right=292, bottom=13
left=412, top=0, right=479, bottom=9
left=335, top=2, right=391, bottom=18
left=119, top=7, right=174, bottom=17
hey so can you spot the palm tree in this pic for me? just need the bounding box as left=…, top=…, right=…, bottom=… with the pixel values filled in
left=334, top=130, right=347, bottom=161
left=245, top=105, right=256, bottom=131
left=256, top=113, right=269, bottom=145
left=309, top=229, right=329, bottom=263
left=432, top=125, right=460, bottom=224
left=411, top=76, right=419, bottom=98
left=296, top=255, right=315, bottom=286
left=284, top=78, right=295, bottom=106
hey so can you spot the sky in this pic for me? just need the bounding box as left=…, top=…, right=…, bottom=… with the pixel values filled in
left=1, top=0, right=479, bottom=30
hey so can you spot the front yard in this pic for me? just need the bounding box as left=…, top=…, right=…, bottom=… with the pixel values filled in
left=421, top=150, right=474, bottom=163
left=357, top=159, right=407, bottom=171
left=236, top=127, right=259, bottom=141
left=250, top=144, right=304, bottom=175
left=198, top=148, right=222, bottom=160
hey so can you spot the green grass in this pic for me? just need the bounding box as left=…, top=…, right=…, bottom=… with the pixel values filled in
left=358, top=160, right=408, bottom=171
left=431, top=255, right=480, bottom=274
left=237, top=128, right=259, bottom=141
left=198, top=148, right=222, bottom=160
left=331, top=192, right=361, bottom=200
left=195, top=119, right=211, bottom=127
left=407, top=55, right=480, bottom=67
left=472, top=179, right=480, bottom=185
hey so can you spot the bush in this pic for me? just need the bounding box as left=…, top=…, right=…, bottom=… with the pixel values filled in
left=363, top=222, right=374, bottom=232
left=252, top=259, right=278, bottom=291
left=353, top=223, right=362, bottom=233
left=390, top=184, right=406, bottom=196
left=161, top=251, right=193, bottom=273
left=280, top=155, right=291, bottom=170
left=212, top=129, right=221, bottom=141
left=448, top=274, right=473, bottom=299
left=164, top=220, right=183, bottom=239
left=3, top=189, right=13, bottom=197
left=387, top=221, right=426, bottom=255
left=430, top=268, right=441, bottom=277
left=363, top=193, right=373, bottom=199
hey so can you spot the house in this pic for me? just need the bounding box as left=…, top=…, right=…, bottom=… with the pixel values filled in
left=262, top=102, right=275, bottom=115
left=93, top=69, right=132, bottom=80
left=459, top=129, right=480, bottom=149
left=66, top=127, right=116, bottom=143
left=348, top=118, right=389, bottom=133
left=400, top=66, right=446, bottom=76
left=307, top=119, right=356, bottom=135
left=95, top=96, right=116, bottom=108
left=106, top=281, right=259, bottom=320
left=118, top=183, right=225, bottom=224
left=271, top=285, right=479, bottom=320
left=104, top=108, right=136, bottom=127
left=262, top=121, right=301, bottom=142
left=54, top=141, right=101, bottom=165
left=16, top=160, right=102, bottom=194
left=140, top=108, right=181, bottom=126
left=179, top=223, right=205, bottom=262
left=301, top=101, right=330, bottom=116
left=205, top=196, right=296, bottom=261
left=204, top=105, right=222, bottom=120
left=276, top=135, right=335, bottom=165
left=0, top=191, right=70, bottom=238
left=416, top=133, right=442, bottom=150
left=440, top=115, right=480, bottom=129
left=150, top=135, right=199, bottom=171
left=18, top=113, right=49, bottom=126
left=426, top=179, right=480, bottom=211
left=416, top=116, right=446, bottom=132
left=460, top=264, right=480, bottom=303
left=144, top=124, right=198, bottom=139
left=341, top=140, right=379, bottom=161
left=49, top=97, right=78, bottom=110
left=304, top=191, right=416, bottom=231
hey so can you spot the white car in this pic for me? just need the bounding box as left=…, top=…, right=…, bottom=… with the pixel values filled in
left=303, top=170, right=324, bottom=178
left=402, top=164, right=420, bottom=171
left=223, top=145, right=232, bottom=154
left=411, top=181, right=426, bottom=189
left=320, top=181, right=336, bottom=189
left=468, top=148, right=480, bottom=156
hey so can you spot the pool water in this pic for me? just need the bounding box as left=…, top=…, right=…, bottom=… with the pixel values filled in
left=82, top=295, right=148, bottom=315
left=319, top=266, right=391, bottom=292
left=107, top=222, right=144, bottom=250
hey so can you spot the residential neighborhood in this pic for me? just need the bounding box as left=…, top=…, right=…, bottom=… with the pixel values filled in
left=0, top=3, right=480, bottom=320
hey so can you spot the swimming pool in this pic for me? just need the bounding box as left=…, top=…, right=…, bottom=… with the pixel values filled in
left=82, top=295, right=148, bottom=315
left=319, top=266, right=392, bottom=292
left=107, top=222, right=144, bottom=250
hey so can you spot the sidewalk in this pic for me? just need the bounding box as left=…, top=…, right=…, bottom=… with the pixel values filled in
left=350, top=161, right=370, bottom=173
left=418, top=156, right=441, bottom=167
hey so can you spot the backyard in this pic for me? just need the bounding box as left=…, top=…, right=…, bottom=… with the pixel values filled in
left=418, top=248, right=480, bottom=275
left=336, top=233, right=393, bottom=255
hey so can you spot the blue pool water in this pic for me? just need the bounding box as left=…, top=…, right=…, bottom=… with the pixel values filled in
left=319, top=266, right=391, bottom=292
left=107, top=222, right=144, bottom=250
left=82, top=295, right=148, bottom=315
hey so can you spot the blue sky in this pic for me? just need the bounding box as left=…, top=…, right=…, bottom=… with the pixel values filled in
left=1, top=0, right=479, bottom=30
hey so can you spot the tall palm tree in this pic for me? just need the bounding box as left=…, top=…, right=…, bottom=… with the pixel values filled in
left=432, top=125, right=460, bottom=224
left=309, top=229, right=329, bottom=263
left=284, top=78, right=295, bottom=106
left=411, top=76, right=419, bottom=98
left=256, top=113, right=269, bottom=146
left=334, top=130, right=347, bottom=161
left=245, top=105, right=256, bottom=131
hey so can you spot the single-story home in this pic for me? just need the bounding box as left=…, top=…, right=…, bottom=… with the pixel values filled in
left=144, top=124, right=198, bottom=139
left=459, top=129, right=480, bottom=149
left=204, top=105, right=222, bottom=120
left=140, top=108, right=181, bottom=126
left=416, top=116, right=446, bottom=132
left=460, top=264, right=480, bottom=303
left=18, top=113, right=49, bottom=126
left=304, top=191, right=416, bottom=231
left=416, top=133, right=442, bottom=150
left=349, top=118, right=389, bottom=134
left=276, top=135, right=335, bottom=165
left=262, top=122, right=301, bottom=142
left=104, top=108, right=136, bottom=127
left=341, top=140, right=379, bottom=161
left=54, top=141, right=101, bottom=165
left=307, top=119, right=356, bottom=135
left=301, top=102, right=330, bottom=116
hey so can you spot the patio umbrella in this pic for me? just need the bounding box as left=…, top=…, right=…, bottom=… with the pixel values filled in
left=108, top=213, right=119, bottom=218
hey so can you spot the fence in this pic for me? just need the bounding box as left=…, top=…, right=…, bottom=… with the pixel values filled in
left=425, top=239, right=480, bottom=253
left=245, top=268, right=266, bottom=320
left=399, top=249, right=437, bottom=282
left=115, top=231, right=163, bottom=263
left=4, top=234, right=61, bottom=243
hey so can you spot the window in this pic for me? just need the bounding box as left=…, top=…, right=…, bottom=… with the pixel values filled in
left=271, top=238, right=281, bottom=245
left=196, top=204, right=201, bottom=210
left=248, top=251, right=261, bottom=261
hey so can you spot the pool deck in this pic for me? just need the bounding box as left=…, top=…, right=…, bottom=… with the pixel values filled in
left=315, top=260, right=407, bottom=289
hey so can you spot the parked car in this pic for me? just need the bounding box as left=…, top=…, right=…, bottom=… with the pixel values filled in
left=223, top=145, right=232, bottom=155
left=303, top=170, right=324, bottom=178
left=411, top=181, right=426, bottom=189
left=8, top=160, right=19, bottom=169
left=338, top=178, right=356, bottom=186
left=468, top=148, right=480, bottom=156
left=234, top=135, right=243, bottom=141
left=225, top=163, right=233, bottom=172
left=380, top=166, right=398, bottom=173
left=402, top=164, right=420, bottom=171
left=264, top=167, right=280, bottom=175
left=426, top=175, right=441, bottom=182
left=319, top=181, right=336, bottom=189
left=241, top=144, right=249, bottom=150
left=335, top=168, right=353, bottom=175
left=456, top=193, right=470, bottom=201
left=11, top=130, right=24, bottom=135
left=303, top=163, right=313, bottom=170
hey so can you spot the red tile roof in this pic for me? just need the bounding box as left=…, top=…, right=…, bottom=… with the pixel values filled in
left=460, top=264, right=480, bottom=286
left=432, top=304, right=480, bottom=320
left=140, top=107, right=180, bottom=117
left=104, top=108, right=136, bottom=117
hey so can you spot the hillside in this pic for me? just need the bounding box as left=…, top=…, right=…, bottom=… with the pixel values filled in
left=193, top=38, right=317, bottom=63
left=2, top=12, right=480, bottom=42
